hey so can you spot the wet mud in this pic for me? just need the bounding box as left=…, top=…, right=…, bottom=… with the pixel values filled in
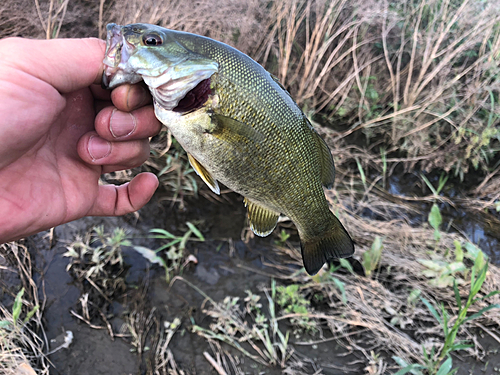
left=2, top=183, right=499, bottom=375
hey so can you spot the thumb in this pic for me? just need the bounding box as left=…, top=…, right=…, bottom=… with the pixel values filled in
left=0, top=37, right=106, bottom=93
left=87, top=172, right=159, bottom=217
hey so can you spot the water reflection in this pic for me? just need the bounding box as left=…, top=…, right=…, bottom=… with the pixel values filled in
left=384, top=173, right=500, bottom=264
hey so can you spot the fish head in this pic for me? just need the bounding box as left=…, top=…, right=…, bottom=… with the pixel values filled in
left=102, top=23, right=219, bottom=111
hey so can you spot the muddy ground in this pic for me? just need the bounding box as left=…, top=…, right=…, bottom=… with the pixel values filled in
left=2, top=184, right=499, bottom=375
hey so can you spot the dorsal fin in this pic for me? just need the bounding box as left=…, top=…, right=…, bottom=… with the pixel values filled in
left=244, top=198, right=279, bottom=237
left=187, top=153, right=220, bottom=195
left=313, top=131, right=335, bottom=189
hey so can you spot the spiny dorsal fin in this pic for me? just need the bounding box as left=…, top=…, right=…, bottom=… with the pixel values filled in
left=187, top=153, right=220, bottom=195
left=244, top=198, right=279, bottom=237
left=300, top=214, right=354, bottom=275
left=313, top=131, right=335, bottom=189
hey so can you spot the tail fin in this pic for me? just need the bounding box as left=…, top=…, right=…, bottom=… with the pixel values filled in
left=300, top=215, right=354, bottom=276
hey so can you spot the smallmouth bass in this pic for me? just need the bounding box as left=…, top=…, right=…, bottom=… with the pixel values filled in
left=102, top=23, right=354, bottom=275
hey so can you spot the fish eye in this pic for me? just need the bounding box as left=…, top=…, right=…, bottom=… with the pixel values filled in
left=143, top=34, right=163, bottom=46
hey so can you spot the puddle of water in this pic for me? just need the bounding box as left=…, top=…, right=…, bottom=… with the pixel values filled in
left=383, top=172, right=500, bottom=264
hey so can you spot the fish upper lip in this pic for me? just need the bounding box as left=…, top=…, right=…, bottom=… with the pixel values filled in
left=104, top=23, right=138, bottom=68
left=103, top=24, right=138, bottom=88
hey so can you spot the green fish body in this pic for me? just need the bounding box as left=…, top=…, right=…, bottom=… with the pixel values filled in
left=103, top=23, right=354, bottom=275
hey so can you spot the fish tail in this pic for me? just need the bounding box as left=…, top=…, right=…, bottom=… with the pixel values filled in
left=300, top=214, right=354, bottom=276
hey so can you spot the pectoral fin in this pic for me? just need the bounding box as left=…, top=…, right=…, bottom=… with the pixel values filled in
left=187, top=153, right=220, bottom=195
left=211, top=114, right=265, bottom=143
left=244, top=198, right=279, bottom=237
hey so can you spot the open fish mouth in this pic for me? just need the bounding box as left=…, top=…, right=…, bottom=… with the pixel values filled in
left=102, top=23, right=142, bottom=89
left=102, top=23, right=218, bottom=113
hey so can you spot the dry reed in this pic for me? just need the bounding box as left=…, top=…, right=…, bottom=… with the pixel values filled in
left=0, top=242, right=49, bottom=375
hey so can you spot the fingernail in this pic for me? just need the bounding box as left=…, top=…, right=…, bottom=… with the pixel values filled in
left=110, top=109, right=137, bottom=138
left=127, top=85, right=147, bottom=109
left=88, top=136, right=111, bottom=161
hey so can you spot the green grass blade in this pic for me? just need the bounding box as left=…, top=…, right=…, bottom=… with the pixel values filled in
left=453, top=280, right=462, bottom=312
left=436, top=356, right=452, bottom=375
left=475, top=290, right=500, bottom=302
left=23, top=305, right=39, bottom=324
left=356, top=158, right=366, bottom=186
left=421, top=174, right=438, bottom=196
left=186, top=222, right=205, bottom=241
left=12, top=288, right=24, bottom=323
left=149, top=228, right=177, bottom=239
left=449, top=343, right=473, bottom=351
left=421, top=297, right=442, bottom=324
left=464, top=304, right=500, bottom=323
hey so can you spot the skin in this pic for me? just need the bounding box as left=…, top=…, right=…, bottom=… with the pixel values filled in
left=0, top=37, right=162, bottom=243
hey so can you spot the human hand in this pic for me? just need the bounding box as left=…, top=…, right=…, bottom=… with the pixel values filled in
left=0, top=37, right=162, bottom=243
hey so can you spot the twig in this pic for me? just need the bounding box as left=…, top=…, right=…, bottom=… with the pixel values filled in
left=475, top=323, right=500, bottom=345
left=203, top=352, right=227, bottom=375
left=70, top=310, right=105, bottom=330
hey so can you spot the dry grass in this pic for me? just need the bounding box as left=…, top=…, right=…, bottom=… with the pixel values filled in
left=2, top=0, right=498, bottom=179
left=259, top=182, right=500, bottom=368
left=0, top=242, right=49, bottom=375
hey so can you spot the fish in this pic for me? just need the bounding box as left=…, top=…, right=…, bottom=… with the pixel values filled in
left=102, top=23, right=354, bottom=275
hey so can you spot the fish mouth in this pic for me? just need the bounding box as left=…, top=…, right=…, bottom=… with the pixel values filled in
left=102, top=23, right=216, bottom=113
left=102, top=23, right=140, bottom=89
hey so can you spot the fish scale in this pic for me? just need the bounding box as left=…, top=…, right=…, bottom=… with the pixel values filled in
left=102, top=23, right=355, bottom=275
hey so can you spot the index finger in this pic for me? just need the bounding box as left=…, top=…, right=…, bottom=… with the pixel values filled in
left=0, top=37, right=106, bottom=93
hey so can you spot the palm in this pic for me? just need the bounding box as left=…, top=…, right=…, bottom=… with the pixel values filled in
left=0, top=86, right=101, bottom=238
left=0, top=37, right=161, bottom=243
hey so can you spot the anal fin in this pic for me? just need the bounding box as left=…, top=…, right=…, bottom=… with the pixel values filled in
left=244, top=198, right=279, bottom=237
left=187, top=153, right=220, bottom=195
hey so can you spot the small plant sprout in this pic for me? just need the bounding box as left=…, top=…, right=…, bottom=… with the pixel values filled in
left=276, top=284, right=315, bottom=332
left=428, top=204, right=442, bottom=242
left=421, top=173, right=449, bottom=198
left=394, top=257, right=500, bottom=375
left=0, top=288, right=39, bottom=330
left=418, top=242, right=488, bottom=288
left=274, top=229, right=290, bottom=245
left=64, top=226, right=130, bottom=282
left=362, top=236, right=383, bottom=276
left=133, top=222, right=205, bottom=281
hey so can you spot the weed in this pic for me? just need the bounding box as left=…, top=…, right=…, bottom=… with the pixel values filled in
left=274, top=229, right=290, bottom=245
left=133, top=222, right=205, bottom=281
left=0, top=289, right=46, bottom=375
left=172, top=277, right=294, bottom=368
left=64, top=226, right=129, bottom=285
left=362, top=236, right=383, bottom=276
left=394, top=258, right=500, bottom=375
left=276, top=284, right=316, bottom=332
